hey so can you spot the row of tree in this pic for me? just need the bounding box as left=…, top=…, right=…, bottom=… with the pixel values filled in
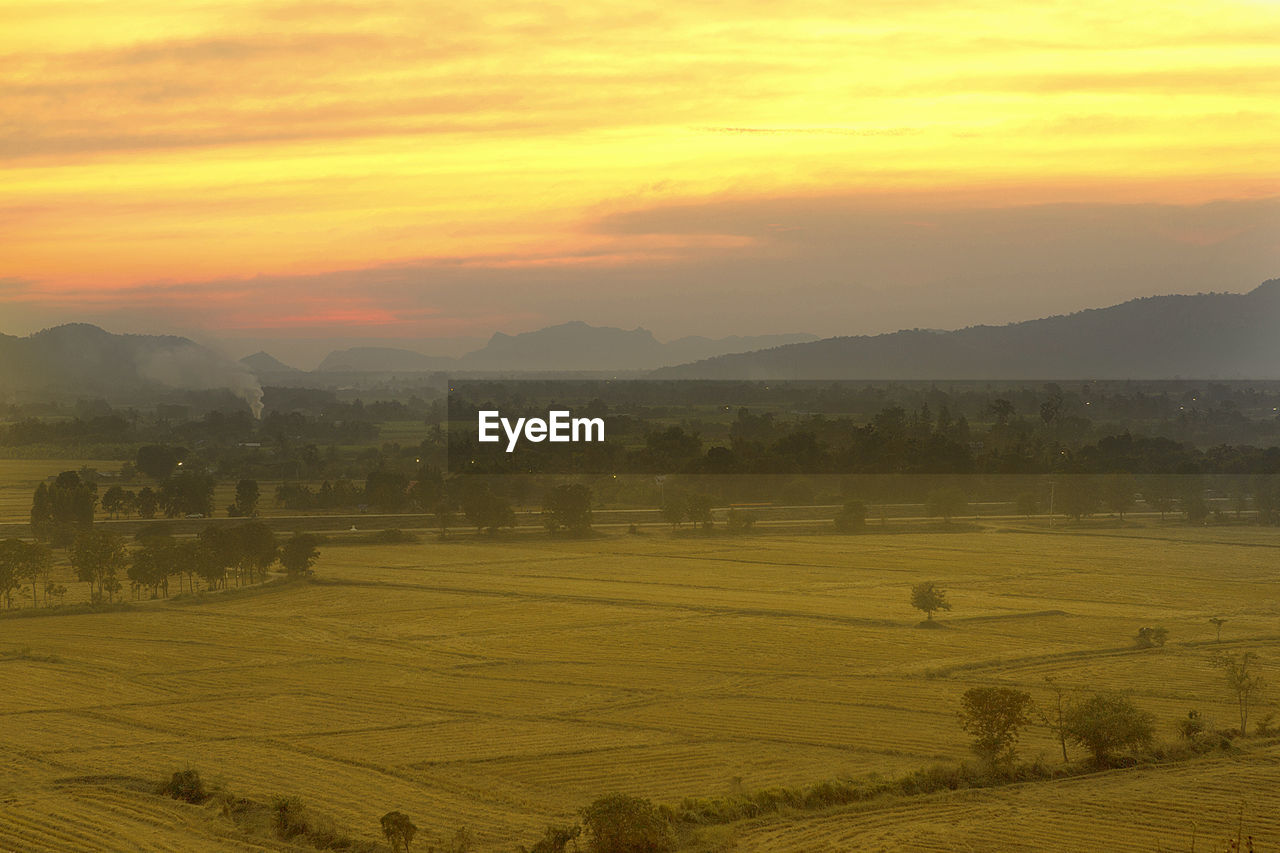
left=41, top=526, right=322, bottom=606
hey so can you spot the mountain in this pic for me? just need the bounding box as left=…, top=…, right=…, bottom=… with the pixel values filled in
left=457, top=322, right=663, bottom=371
left=654, top=280, right=1280, bottom=379
left=316, top=347, right=455, bottom=372
left=455, top=322, right=818, bottom=371
left=308, top=324, right=818, bottom=373
left=0, top=324, right=262, bottom=403
left=240, top=351, right=301, bottom=374
left=663, top=333, right=820, bottom=364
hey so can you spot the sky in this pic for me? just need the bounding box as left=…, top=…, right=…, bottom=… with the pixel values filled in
left=2, top=0, right=1278, bottom=359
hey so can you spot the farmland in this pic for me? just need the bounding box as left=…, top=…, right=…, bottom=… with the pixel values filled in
left=2, top=525, right=1279, bottom=851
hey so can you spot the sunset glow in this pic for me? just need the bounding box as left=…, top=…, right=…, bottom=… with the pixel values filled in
left=2, top=0, right=1278, bottom=340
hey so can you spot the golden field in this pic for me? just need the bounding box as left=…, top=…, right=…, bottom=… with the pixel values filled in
left=2, top=526, right=1279, bottom=851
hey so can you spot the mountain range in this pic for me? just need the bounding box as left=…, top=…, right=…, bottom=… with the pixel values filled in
left=654, top=280, right=1280, bottom=379
left=310, top=323, right=818, bottom=373
left=0, top=323, right=261, bottom=403
left=3, top=281, right=1280, bottom=406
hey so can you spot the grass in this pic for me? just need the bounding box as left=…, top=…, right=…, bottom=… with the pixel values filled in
left=0, top=526, right=1278, bottom=850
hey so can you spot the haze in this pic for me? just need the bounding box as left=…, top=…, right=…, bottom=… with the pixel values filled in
left=2, top=1, right=1277, bottom=348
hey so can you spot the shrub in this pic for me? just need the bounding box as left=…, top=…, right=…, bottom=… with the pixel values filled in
left=1063, top=693, right=1155, bottom=764
left=1177, top=710, right=1205, bottom=740
left=160, top=769, right=208, bottom=804
left=272, top=796, right=312, bottom=840
left=371, top=528, right=419, bottom=544
left=581, top=794, right=675, bottom=853
left=1135, top=626, right=1168, bottom=648
left=521, top=824, right=582, bottom=853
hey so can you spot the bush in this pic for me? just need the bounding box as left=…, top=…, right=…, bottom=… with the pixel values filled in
left=160, top=769, right=208, bottom=804
left=581, top=794, right=675, bottom=853
left=369, top=528, right=419, bottom=544
left=521, top=824, right=582, bottom=853
left=1063, top=693, right=1155, bottom=764
left=1177, top=710, right=1205, bottom=740
left=1135, top=625, right=1168, bottom=648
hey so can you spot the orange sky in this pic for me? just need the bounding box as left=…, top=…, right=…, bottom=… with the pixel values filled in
left=2, top=1, right=1278, bottom=343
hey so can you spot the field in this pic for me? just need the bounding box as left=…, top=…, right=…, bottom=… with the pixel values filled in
left=2, top=526, right=1280, bottom=851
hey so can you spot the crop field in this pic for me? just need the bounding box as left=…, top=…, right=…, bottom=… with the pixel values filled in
left=2, top=527, right=1279, bottom=851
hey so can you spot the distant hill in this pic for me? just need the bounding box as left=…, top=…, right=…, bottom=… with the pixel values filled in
left=0, top=324, right=262, bottom=404
left=455, top=321, right=817, bottom=372
left=654, top=280, right=1280, bottom=379
left=309, top=323, right=818, bottom=373
left=240, top=351, right=301, bottom=374
left=316, top=347, right=455, bottom=372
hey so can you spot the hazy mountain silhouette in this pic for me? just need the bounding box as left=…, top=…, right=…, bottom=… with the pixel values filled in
left=654, top=280, right=1280, bottom=379
left=305, top=322, right=817, bottom=372
left=240, top=351, right=302, bottom=374
left=0, top=323, right=262, bottom=404
left=455, top=321, right=816, bottom=371
left=316, top=347, right=455, bottom=372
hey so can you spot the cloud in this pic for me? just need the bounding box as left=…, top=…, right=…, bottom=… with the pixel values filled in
left=3, top=195, right=1276, bottom=345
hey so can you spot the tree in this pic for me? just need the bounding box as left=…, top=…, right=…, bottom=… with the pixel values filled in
left=20, top=541, right=51, bottom=607
left=580, top=794, right=674, bottom=853
left=30, top=482, right=54, bottom=543
left=365, top=470, right=410, bottom=513
left=101, top=485, right=127, bottom=519
left=925, top=487, right=967, bottom=523
left=1101, top=474, right=1136, bottom=519
left=1058, top=476, right=1100, bottom=521
left=32, top=472, right=97, bottom=546
left=0, top=539, right=28, bottom=608
left=0, top=537, right=48, bottom=604
left=1209, top=616, right=1227, bottom=642
left=1180, top=482, right=1209, bottom=524
left=910, top=580, right=951, bottom=621
left=987, top=398, right=1015, bottom=426
left=70, top=528, right=128, bottom=602
left=129, top=536, right=174, bottom=599
left=834, top=499, right=867, bottom=532
left=160, top=469, right=215, bottom=518
left=380, top=811, right=417, bottom=853
left=196, top=526, right=239, bottom=589
left=1040, top=676, right=1071, bottom=763
left=229, top=479, right=260, bottom=517
left=523, top=824, right=582, bottom=853
left=1062, top=693, right=1155, bottom=763
left=136, top=444, right=184, bottom=480
left=434, top=498, right=457, bottom=540
left=1143, top=476, right=1178, bottom=520
left=279, top=533, right=320, bottom=578
left=1213, top=650, right=1266, bottom=735
left=685, top=493, right=714, bottom=530
left=410, top=466, right=444, bottom=513
left=659, top=494, right=686, bottom=530
left=136, top=486, right=159, bottom=520
left=233, top=521, right=277, bottom=584
left=958, top=686, right=1034, bottom=766
left=462, top=489, right=515, bottom=535
left=543, top=484, right=593, bottom=535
